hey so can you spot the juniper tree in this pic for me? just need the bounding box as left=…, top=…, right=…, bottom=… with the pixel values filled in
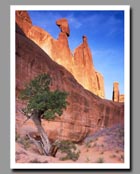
left=19, top=74, right=68, bottom=155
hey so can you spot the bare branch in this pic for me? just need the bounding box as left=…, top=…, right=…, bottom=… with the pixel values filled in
left=21, top=117, right=31, bottom=126
left=27, top=134, right=44, bottom=155
left=17, top=108, right=26, bottom=115
left=17, top=108, right=34, bottom=126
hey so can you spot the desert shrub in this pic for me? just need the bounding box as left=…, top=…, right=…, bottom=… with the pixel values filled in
left=85, top=141, right=92, bottom=148
left=54, top=140, right=80, bottom=161
left=22, top=137, right=31, bottom=149
left=85, top=142, right=91, bottom=148
left=17, top=135, right=31, bottom=149
left=15, top=131, right=20, bottom=141
left=96, top=157, right=104, bottom=163
left=30, top=159, right=48, bottom=163
left=30, top=159, right=41, bottom=163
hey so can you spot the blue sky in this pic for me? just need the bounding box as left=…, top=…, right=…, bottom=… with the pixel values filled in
left=28, top=10, right=124, bottom=100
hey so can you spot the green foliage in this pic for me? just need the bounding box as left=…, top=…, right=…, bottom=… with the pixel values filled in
left=30, top=159, right=42, bottom=163
left=30, top=159, right=48, bottom=163
left=20, top=74, right=51, bottom=100
left=54, top=140, right=80, bottom=161
left=19, top=74, right=68, bottom=120
left=22, top=136, right=31, bottom=149
left=15, top=131, right=20, bottom=141
left=16, top=135, right=31, bottom=149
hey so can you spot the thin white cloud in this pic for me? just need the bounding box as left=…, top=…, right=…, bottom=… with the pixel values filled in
left=66, top=14, right=82, bottom=29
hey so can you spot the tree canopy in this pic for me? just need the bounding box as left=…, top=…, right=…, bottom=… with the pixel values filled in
left=20, top=73, right=68, bottom=120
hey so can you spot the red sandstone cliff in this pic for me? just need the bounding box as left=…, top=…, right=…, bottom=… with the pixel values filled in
left=16, top=22, right=124, bottom=142
left=73, top=36, right=105, bottom=98
left=16, top=11, right=105, bottom=98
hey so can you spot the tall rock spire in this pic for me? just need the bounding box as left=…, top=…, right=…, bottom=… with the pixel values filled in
left=112, top=82, right=124, bottom=102
left=112, top=82, right=120, bottom=102
left=73, top=35, right=105, bottom=98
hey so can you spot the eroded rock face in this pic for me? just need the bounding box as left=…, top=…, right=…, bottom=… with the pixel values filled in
left=16, top=11, right=32, bottom=35
left=16, top=24, right=124, bottom=142
left=119, top=94, right=124, bottom=102
left=95, top=71, right=105, bottom=99
left=73, top=36, right=105, bottom=98
left=112, top=82, right=124, bottom=103
left=112, top=82, right=120, bottom=102
left=16, top=11, right=105, bottom=98
left=56, top=18, right=70, bottom=37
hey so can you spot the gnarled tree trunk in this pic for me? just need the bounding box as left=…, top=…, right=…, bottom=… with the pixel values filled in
left=32, top=114, right=51, bottom=156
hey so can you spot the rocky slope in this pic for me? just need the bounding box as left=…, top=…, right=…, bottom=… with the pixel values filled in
left=16, top=11, right=105, bottom=98
left=16, top=22, right=124, bottom=143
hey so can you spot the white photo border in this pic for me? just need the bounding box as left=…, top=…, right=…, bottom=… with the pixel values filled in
left=10, top=5, right=130, bottom=169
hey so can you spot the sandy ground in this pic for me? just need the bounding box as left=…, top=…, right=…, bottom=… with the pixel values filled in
left=16, top=127, right=124, bottom=163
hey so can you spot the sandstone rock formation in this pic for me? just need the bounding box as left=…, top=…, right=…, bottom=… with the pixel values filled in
left=16, top=11, right=105, bottom=98
left=95, top=71, right=105, bottom=99
left=16, top=11, right=32, bottom=35
left=119, top=94, right=124, bottom=102
left=73, top=36, right=105, bottom=98
left=112, top=82, right=124, bottom=102
left=56, top=18, right=70, bottom=36
left=112, top=82, right=120, bottom=102
left=16, top=23, right=124, bottom=142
